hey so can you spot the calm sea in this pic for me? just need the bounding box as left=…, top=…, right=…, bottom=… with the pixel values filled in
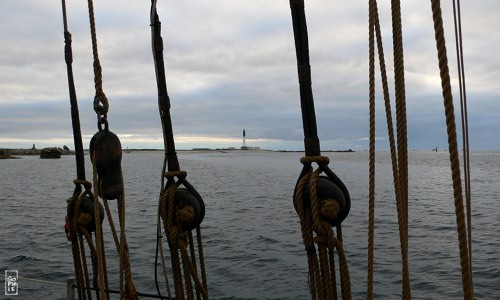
left=1, top=150, right=499, bottom=299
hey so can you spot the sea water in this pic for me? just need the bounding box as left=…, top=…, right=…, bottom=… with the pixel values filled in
left=1, top=150, right=499, bottom=299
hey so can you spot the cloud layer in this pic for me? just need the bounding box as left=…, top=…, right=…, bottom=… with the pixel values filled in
left=1, top=0, right=499, bottom=150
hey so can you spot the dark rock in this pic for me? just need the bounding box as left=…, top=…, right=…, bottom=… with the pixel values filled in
left=0, top=149, right=19, bottom=159
left=40, top=147, right=62, bottom=159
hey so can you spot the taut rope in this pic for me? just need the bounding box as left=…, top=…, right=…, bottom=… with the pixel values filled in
left=151, top=1, right=208, bottom=299
left=289, top=1, right=352, bottom=299
left=61, top=1, right=104, bottom=298
left=429, top=1, right=474, bottom=298
left=452, top=1, right=473, bottom=293
left=85, top=0, right=138, bottom=298
left=368, top=0, right=413, bottom=298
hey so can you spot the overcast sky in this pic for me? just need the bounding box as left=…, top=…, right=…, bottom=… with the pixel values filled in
left=1, top=0, right=499, bottom=151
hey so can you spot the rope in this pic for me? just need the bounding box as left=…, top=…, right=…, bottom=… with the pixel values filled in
left=368, top=0, right=418, bottom=297
left=86, top=0, right=108, bottom=116
left=92, top=164, right=108, bottom=300
left=150, top=2, right=208, bottom=298
left=367, top=0, right=376, bottom=298
left=429, top=1, right=473, bottom=298
left=295, top=157, right=351, bottom=300
left=160, top=172, right=209, bottom=300
left=452, top=1, right=473, bottom=293
left=390, top=1, right=412, bottom=299
left=288, top=1, right=351, bottom=298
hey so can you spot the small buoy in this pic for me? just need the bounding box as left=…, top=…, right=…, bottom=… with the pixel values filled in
left=89, top=130, right=123, bottom=200
left=294, top=176, right=350, bottom=227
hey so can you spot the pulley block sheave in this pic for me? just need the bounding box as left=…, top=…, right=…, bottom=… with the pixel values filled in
left=67, top=195, right=105, bottom=234
left=89, top=130, right=124, bottom=200
left=161, top=188, right=206, bottom=231
left=294, top=175, right=351, bottom=227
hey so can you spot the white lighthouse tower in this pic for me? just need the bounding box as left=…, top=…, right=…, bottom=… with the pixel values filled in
left=241, top=129, right=248, bottom=150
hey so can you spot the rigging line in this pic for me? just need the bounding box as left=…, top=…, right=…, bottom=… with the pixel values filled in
left=61, top=0, right=86, bottom=180
left=61, top=2, right=91, bottom=299
left=289, top=0, right=320, bottom=157
left=61, top=0, right=68, bottom=32
left=367, top=0, right=376, bottom=299
left=151, top=0, right=180, bottom=172
left=390, top=0, right=411, bottom=298
left=430, top=0, right=473, bottom=298
left=452, top=0, right=473, bottom=295
left=151, top=2, right=174, bottom=297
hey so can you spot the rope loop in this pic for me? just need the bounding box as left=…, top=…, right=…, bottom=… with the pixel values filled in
left=93, top=94, right=109, bottom=116
left=164, top=170, right=188, bottom=179
left=300, top=155, right=330, bottom=166
left=74, top=179, right=92, bottom=190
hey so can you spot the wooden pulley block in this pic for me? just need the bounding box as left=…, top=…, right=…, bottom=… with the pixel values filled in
left=67, top=195, right=104, bottom=234
left=161, top=188, right=205, bottom=231
left=294, top=175, right=350, bottom=227
left=89, top=130, right=123, bottom=200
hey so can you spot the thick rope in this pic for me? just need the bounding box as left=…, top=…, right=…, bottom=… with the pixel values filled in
left=369, top=0, right=411, bottom=298
left=67, top=192, right=86, bottom=300
left=92, top=163, right=108, bottom=300
left=367, top=0, right=376, bottom=298
left=429, top=1, right=473, bottom=299
left=390, top=1, right=411, bottom=298
left=160, top=172, right=209, bottom=300
left=86, top=0, right=108, bottom=115
left=295, top=157, right=351, bottom=300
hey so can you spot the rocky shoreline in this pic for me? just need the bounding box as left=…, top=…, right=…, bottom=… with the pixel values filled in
left=0, top=146, right=74, bottom=159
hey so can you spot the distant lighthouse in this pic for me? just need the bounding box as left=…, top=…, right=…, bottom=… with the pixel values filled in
left=241, top=129, right=249, bottom=150
left=243, top=129, right=246, bottom=147
left=240, top=129, right=260, bottom=150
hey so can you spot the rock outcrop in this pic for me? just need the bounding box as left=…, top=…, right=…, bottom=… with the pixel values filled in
left=40, top=147, right=62, bottom=159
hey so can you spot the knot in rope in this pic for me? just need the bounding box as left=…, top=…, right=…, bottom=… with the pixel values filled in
left=314, top=229, right=336, bottom=250
left=177, top=205, right=195, bottom=224
left=93, top=94, right=109, bottom=116
left=319, top=199, right=340, bottom=220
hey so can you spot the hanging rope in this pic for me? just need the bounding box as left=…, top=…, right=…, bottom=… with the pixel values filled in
left=84, top=0, right=139, bottom=298
left=452, top=1, right=473, bottom=294
left=429, top=1, right=474, bottom=299
left=367, top=0, right=376, bottom=298
left=61, top=1, right=107, bottom=299
left=151, top=1, right=208, bottom=299
left=368, top=0, right=411, bottom=298
left=288, top=1, right=352, bottom=299
left=390, top=1, right=412, bottom=299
